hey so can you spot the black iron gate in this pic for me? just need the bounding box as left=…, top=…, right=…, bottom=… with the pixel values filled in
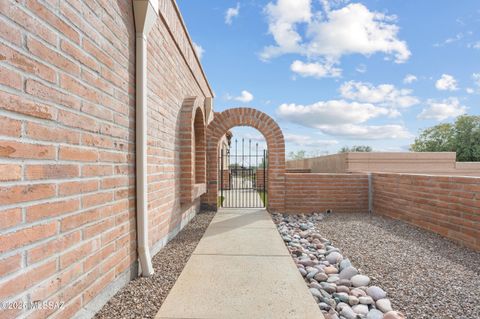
left=219, top=138, right=267, bottom=208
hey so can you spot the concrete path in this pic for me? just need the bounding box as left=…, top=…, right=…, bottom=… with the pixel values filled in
left=155, top=208, right=323, bottom=319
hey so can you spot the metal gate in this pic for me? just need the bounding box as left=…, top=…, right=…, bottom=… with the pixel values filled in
left=219, top=138, right=267, bottom=208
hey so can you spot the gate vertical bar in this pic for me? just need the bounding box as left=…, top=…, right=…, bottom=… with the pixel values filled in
left=220, top=149, right=224, bottom=208
left=263, top=149, right=266, bottom=208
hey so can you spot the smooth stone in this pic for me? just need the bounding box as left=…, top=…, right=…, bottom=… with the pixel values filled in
left=351, top=274, right=370, bottom=287
left=336, top=279, right=351, bottom=287
left=359, top=296, right=374, bottom=305
left=348, top=295, right=359, bottom=306
left=320, top=282, right=336, bottom=294
left=309, top=282, right=322, bottom=291
left=324, top=266, right=338, bottom=274
left=333, top=292, right=349, bottom=303
left=366, top=309, right=384, bottom=319
left=309, top=287, right=322, bottom=299
left=339, top=266, right=358, bottom=280
left=336, top=285, right=350, bottom=293
left=326, top=275, right=339, bottom=283
left=339, top=258, right=352, bottom=271
left=323, top=313, right=339, bottom=319
left=326, top=251, right=343, bottom=264
left=336, top=302, right=349, bottom=312
left=366, top=286, right=387, bottom=301
left=307, top=268, right=319, bottom=279
left=298, top=268, right=307, bottom=276
left=352, top=304, right=369, bottom=315
left=318, top=302, right=331, bottom=311
left=350, top=288, right=367, bottom=297
left=314, top=273, right=328, bottom=282
left=340, top=305, right=357, bottom=319
left=384, top=311, right=406, bottom=319
left=376, top=298, right=393, bottom=312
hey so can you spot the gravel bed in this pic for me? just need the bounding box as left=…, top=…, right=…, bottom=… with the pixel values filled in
left=95, top=211, right=215, bottom=319
left=313, top=213, right=480, bottom=319
left=274, top=212, right=480, bottom=319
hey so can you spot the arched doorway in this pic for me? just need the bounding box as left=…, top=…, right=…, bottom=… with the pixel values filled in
left=204, top=108, right=286, bottom=213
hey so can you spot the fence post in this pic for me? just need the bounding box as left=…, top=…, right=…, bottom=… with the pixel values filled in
left=368, top=173, right=372, bottom=213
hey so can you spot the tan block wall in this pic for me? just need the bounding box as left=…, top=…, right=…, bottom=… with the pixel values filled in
left=0, top=0, right=212, bottom=318
left=284, top=173, right=369, bottom=214
left=372, top=173, right=480, bottom=251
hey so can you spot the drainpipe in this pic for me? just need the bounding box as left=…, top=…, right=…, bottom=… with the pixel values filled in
left=133, top=0, right=158, bottom=277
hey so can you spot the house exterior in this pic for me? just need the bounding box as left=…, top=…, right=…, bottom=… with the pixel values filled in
left=0, top=0, right=213, bottom=317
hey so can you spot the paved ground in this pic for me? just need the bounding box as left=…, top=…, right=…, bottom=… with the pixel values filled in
left=155, top=208, right=323, bottom=319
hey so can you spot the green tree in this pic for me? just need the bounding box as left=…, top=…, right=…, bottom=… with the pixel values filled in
left=339, top=145, right=373, bottom=153
left=410, top=115, right=480, bottom=161
left=288, top=150, right=306, bottom=160
left=410, top=123, right=455, bottom=152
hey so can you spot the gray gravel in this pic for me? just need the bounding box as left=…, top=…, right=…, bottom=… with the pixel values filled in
left=95, top=211, right=215, bottom=319
left=314, top=213, right=480, bottom=319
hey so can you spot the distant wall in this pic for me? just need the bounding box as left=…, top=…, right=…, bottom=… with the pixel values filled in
left=286, top=152, right=480, bottom=176
left=284, top=173, right=369, bottom=214
left=373, top=173, right=480, bottom=251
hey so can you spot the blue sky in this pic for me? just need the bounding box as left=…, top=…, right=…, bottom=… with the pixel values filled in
left=177, top=0, right=480, bottom=156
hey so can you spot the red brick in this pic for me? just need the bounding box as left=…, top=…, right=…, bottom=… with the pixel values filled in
left=60, top=39, right=99, bottom=72
left=82, top=191, right=113, bottom=208
left=0, top=254, right=22, bottom=277
left=82, top=164, right=113, bottom=177
left=0, top=90, right=56, bottom=120
left=0, top=222, right=58, bottom=254
left=26, top=198, right=80, bottom=222
left=27, top=231, right=81, bottom=265
left=25, top=164, right=79, bottom=180
left=60, top=238, right=100, bottom=269
left=26, top=79, right=80, bottom=109
left=0, top=42, right=55, bottom=83
left=27, top=36, right=80, bottom=75
left=61, top=209, right=101, bottom=232
left=25, top=122, right=81, bottom=144
left=59, top=180, right=98, bottom=196
left=0, top=164, right=21, bottom=181
left=0, top=208, right=22, bottom=231
left=0, top=259, right=57, bottom=300
left=0, top=116, right=21, bottom=137
left=59, top=146, right=98, bottom=162
left=26, top=0, right=79, bottom=44
left=0, top=184, right=56, bottom=205
left=58, top=109, right=99, bottom=133
left=0, top=65, right=23, bottom=90
left=0, top=18, right=22, bottom=46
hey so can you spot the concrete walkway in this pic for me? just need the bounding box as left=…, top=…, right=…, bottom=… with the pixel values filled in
left=155, top=208, right=323, bottom=319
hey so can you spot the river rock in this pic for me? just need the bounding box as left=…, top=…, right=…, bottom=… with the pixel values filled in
left=324, top=266, right=338, bottom=274
left=350, top=288, right=367, bottom=297
left=366, top=309, right=384, bottom=319
left=336, top=285, right=350, bottom=293
left=340, top=305, right=357, bottom=319
left=351, top=274, right=370, bottom=287
left=326, top=251, right=343, bottom=264
left=314, top=272, right=328, bottom=282
left=348, top=295, right=359, bottom=306
left=339, top=259, right=352, bottom=271
left=309, top=287, right=322, bottom=299
left=383, top=311, right=406, bottom=319
left=352, top=304, right=369, bottom=315
left=358, top=296, right=374, bottom=305
left=339, top=266, right=358, bottom=280
left=376, top=298, right=393, bottom=312
left=320, top=282, right=336, bottom=293
left=366, top=286, right=387, bottom=301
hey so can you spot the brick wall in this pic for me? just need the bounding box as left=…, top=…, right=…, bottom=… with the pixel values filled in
left=372, top=173, right=480, bottom=251
left=284, top=173, right=369, bottom=214
left=0, top=0, right=212, bottom=318
left=256, top=169, right=267, bottom=189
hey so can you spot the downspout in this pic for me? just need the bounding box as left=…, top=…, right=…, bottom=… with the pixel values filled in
left=133, top=0, right=158, bottom=277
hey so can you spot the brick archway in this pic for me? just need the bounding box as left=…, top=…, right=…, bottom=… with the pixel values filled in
left=204, top=108, right=285, bottom=213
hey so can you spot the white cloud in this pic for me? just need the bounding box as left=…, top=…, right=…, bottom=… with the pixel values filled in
left=403, top=74, right=417, bottom=84
left=473, top=73, right=480, bottom=87
left=317, top=124, right=412, bottom=139
left=339, top=81, right=419, bottom=110
left=261, top=1, right=411, bottom=66
left=355, top=64, right=367, bottom=73
left=290, top=60, right=341, bottom=78
left=192, top=42, right=204, bottom=59
left=227, top=90, right=254, bottom=103
left=277, top=100, right=390, bottom=128
left=466, top=88, right=475, bottom=94
left=435, top=74, right=458, bottom=91
left=225, top=3, right=240, bottom=25
left=418, top=97, right=467, bottom=121
left=285, top=133, right=338, bottom=147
